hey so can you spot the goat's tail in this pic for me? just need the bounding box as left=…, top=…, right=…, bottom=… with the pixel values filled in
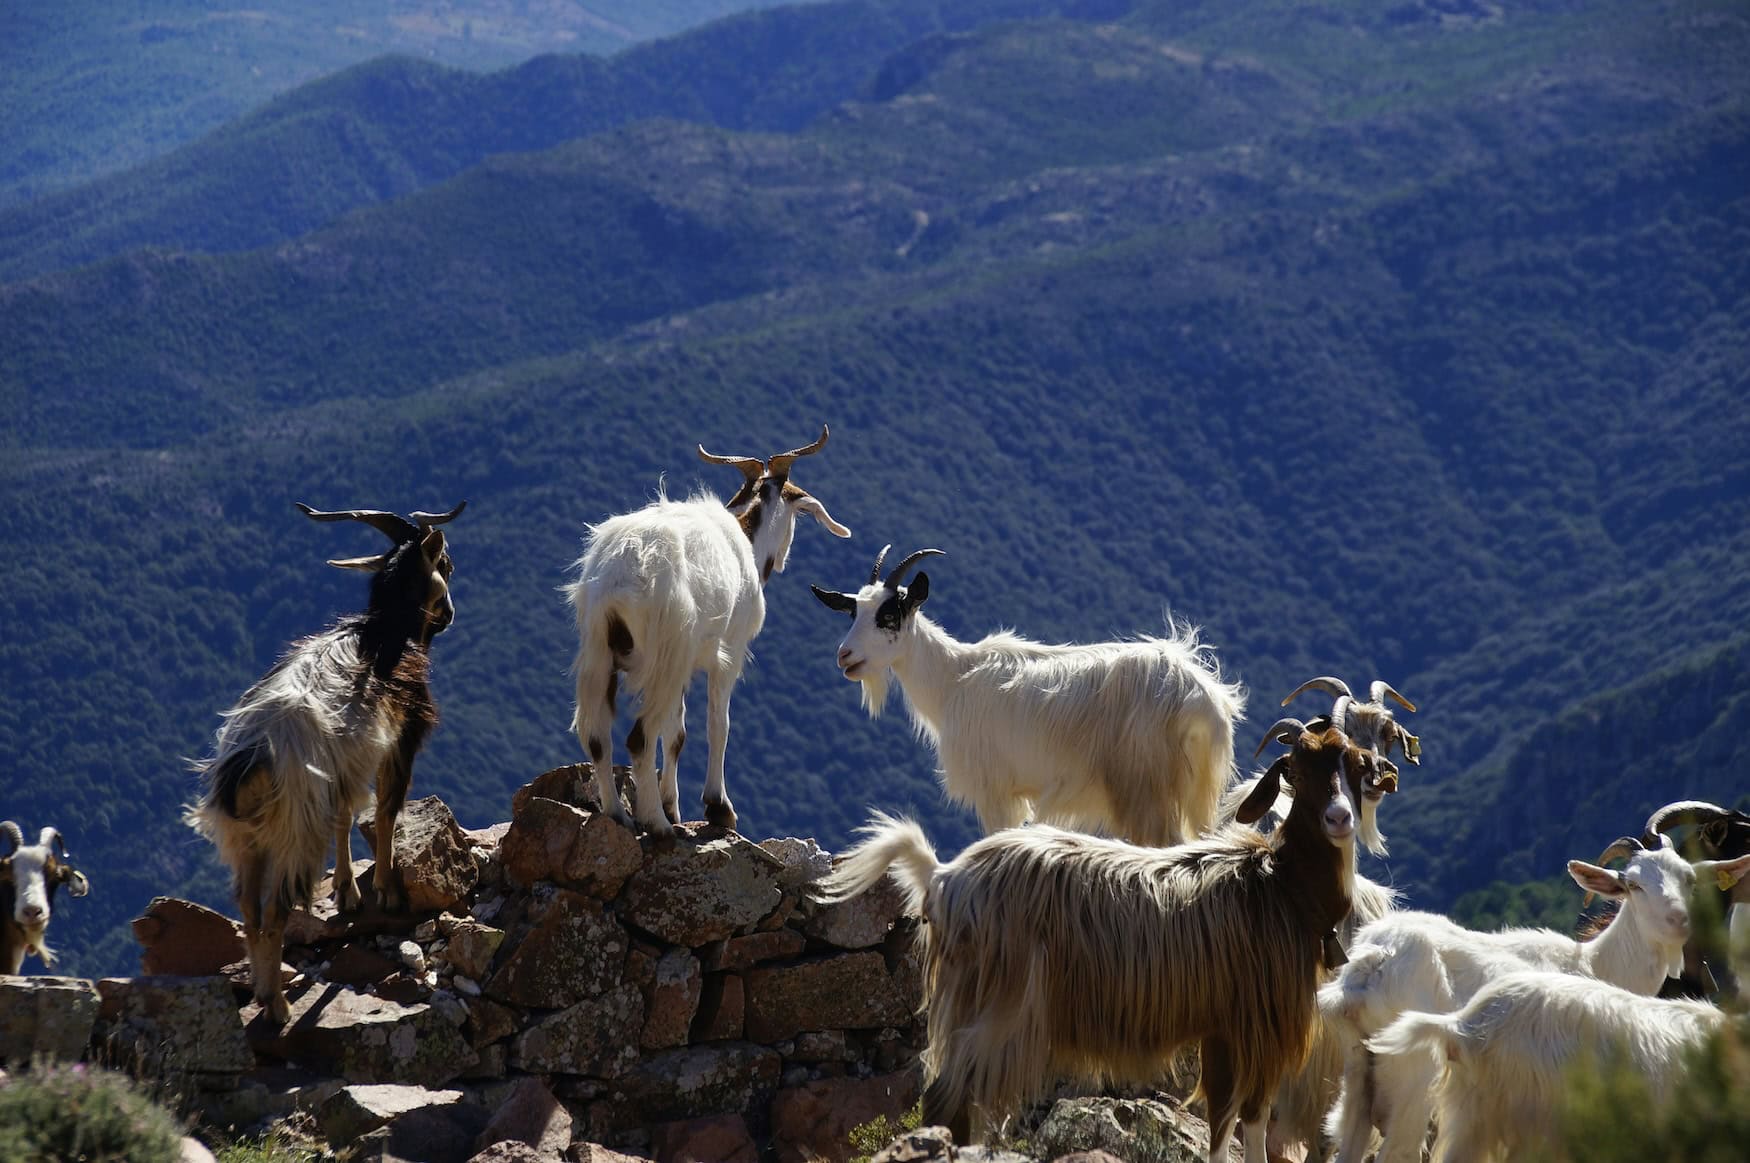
left=814, top=811, right=939, bottom=913
left=1368, top=1009, right=1464, bottom=1065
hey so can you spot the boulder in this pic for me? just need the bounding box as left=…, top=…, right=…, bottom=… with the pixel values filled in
left=501, top=798, right=640, bottom=898
left=869, top=1127, right=955, bottom=1163
left=438, top=918, right=506, bottom=980
left=362, top=796, right=479, bottom=913
left=315, top=1083, right=464, bottom=1144
left=698, top=929, right=804, bottom=973
left=803, top=873, right=908, bottom=949
left=510, top=764, right=602, bottom=818
left=620, top=1041, right=781, bottom=1124
left=0, top=975, right=99, bottom=1065
left=132, top=897, right=247, bottom=976
left=650, top=1113, right=759, bottom=1163
left=619, top=832, right=784, bottom=946
left=508, top=982, right=642, bottom=1077
left=1032, top=1097, right=1209, bottom=1163
left=486, top=888, right=628, bottom=1008
left=468, top=997, right=520, bottom=1048
left=640, top=948, right=702, bottom=1050
left=259, top=982, right=478, bottom=1086
left=744, top=952, right=914, bottom=1042
left=770, top=1071, right=923, bottom=1163
left=475, top=1075, right=573, bottom=1157
left=97, top=975, right=253, bottom=1078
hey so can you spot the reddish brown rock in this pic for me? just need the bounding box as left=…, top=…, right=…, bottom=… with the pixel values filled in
left=468, top=997, right=519, bottom=1048
left=771, top=1071, right=923, bottom=1163
left=326, top=945, right=404, bottom=987
left=476, top=1075, right=573, bottom=1157
left=439, top=918, right=507, bottom=980
left=511, top=764, right=599, bottom=818
left=133, top=897, right=247, bottom=977
left=360, top=796, right=479, bottom=913
left=508, top=983, right=642, bottom=1077
left=501, top=798, right=642, bottom=898
left=650, top=1113, right=759, bottom=1163
left=744, top=952, right=914, bottom=1042
left=486, top=889, right=628, bottom=1009
left=789, top=1029, right=848, bottom=1063
left=803, top=873, right=908, bottom=949
left=568, top=1145, right=651, bottom=1163
left=699, top=929, right=804, bottom=973
left=690, top=974, right=745, bottom=1043
left=640, top=948, right=702, bottom=1051
left=617, top=829, right=785, bottom=947
left=0, top=976, right=98, bottom=1065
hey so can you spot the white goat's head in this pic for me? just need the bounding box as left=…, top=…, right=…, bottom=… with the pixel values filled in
left=1, top=821, right=92, bottom=970
left=1281, top=675, right=1421, bottom=767
left=699, top=425, right=851, bottom=583
left=296, top=501, right=467, bottom=642
left=811, top=544, right=945, bottom=716
left=1574, top=833, right=1750, bottom=980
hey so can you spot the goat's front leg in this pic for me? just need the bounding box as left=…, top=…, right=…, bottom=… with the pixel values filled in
left=331, top=812, right=362, bottom=913
left=1202, top=1036, right=1241, bottom=1163
left=660, top=696, right=686, bottom=826
left=701, top=665, right=738, bottom=831
left=372, top=737, right=419, bottom=911
left=626, top=710, right=674, bottom=838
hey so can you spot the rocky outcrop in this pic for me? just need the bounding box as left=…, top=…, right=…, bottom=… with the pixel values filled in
left=0, top=976, right=99, bottom=1065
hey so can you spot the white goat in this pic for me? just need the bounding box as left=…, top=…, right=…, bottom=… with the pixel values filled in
left=1369, top=969, right=1728, bottom=1162
left=567, top=428, right=849, bottom=837
left=1322, top=834, right=1747, bottom=1163
left=811, top=547, right=1244, bottom=846
left=1, top=822, right=91, bottom=973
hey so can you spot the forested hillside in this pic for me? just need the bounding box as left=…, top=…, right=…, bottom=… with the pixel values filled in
left=3, top=0, right=1747, bottom=974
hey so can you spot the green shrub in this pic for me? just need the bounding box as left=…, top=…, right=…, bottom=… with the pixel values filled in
left=848, top=1100, right=924, bottom=1163
left=0, top=1064, right=184, bottom=1163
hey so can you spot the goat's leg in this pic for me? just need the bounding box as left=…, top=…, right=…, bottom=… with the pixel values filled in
left=921, top=1074, right=973, bottom=1145
left=701, top=663, right=739, bottom=831
left=626, top=677, right=683, bottom=838
left=1372, top=1044, right=1440, bottom=1163
left=660, top=696, right=686, bottom=826
left=372, top=730, right=421, bottom=911
left=1203, top=1036, right=1241, bottom=1163
left=577, top=655, right=628, bottom=826
left=1327, top=1046, right=1376, bottom=1163
left=331, top=812, right=362, bottom=913
left=245, top=861, right=292, bottom=1024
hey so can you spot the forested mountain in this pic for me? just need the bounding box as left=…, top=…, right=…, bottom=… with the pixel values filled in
left=3, top=0, right=1747, bottom=974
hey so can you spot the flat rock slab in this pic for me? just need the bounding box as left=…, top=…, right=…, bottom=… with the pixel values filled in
left=316, top=1082, right=464, bottom=1144
left=619, top=1041, right=781, bottom=1125
left=133, top=897, right=247, bottom=977
left=619, top=832, right=784, bottom=946
left=475, top=1075, right=572, bottom=1156
left=0, top=975, right=99, bottom=1065
left=258, top=982, right=478, bottom=1087
left=97, top=975, right=253, bottom=1075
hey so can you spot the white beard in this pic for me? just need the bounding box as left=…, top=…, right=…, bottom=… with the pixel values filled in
left=860, top=670, right=891, bottom=718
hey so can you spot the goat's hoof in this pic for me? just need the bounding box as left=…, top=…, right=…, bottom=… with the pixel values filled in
left=375, top=882, right=407, bottom=913
left=704, top=800, right=738, bottom=831
left=639, top=816, right=676, bottom=840
left=333, top=879, right=363, bottom=914
left=258, top=991, right=292, bottom=1025
left=664, top=801, right=682, bottom=826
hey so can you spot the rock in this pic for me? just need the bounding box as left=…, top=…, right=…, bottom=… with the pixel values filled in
left=789, top=1029, right=848, bottom=1063
left=468, top=997, right=519, bottom=1048
left=438, top=919, right=506, bottom=980
left=650, top=1113, right=759, bottom=1163
left=698, top=929, right=804, bottom=973
left=511, top=764, right=602, bottom=818
left=621, top=1041, right=781, bottom=1124
left=486, top=888, right=629, bottom=1008
left=1033, top=1097, right=1210, bottom=1163
left=690, top=974, right=745, bottom=1042
left=568, top=1146, right=652, bottom=1163
left=618, top=832, right=783, bottom=946
left=258, top=982, right=479, bottom=1086
left=803, top=873, right=908, bottom=949
left=466, top=821, right=512, bottom=850
left=362, top=796, right=479, bottom=913
left=641, top=949, right=702, bottom=1050
left=744, top=952, right=914, bottom=1042
left=133, top=897, right=247, bottom=977
left=469, top=1143, right=556, bottom=1163
left=315, top=1083, right=464, bottom=1144
left=1051, top=1153, right=1128, bottom=1163
left=475, top=1075, right=573, bottom=1157
left=398, top=940, right=428, bottom=973
left=869, top=1127, right=955, bottom=1163
left=770, top=1071, right=922, bottom=1163
left=326, top=945, right=405, bottom=987
left=508, top=982, right=642, bottom=1077
left=352, top=1101, right=491, bottom=1163
left=180, top=1136, right=219, bottom=1163
left=759, top=837, right=835, bottom=890
left=96, top=976, right=253, bottom=1077
left=0, top=975, right=99, bottom=1065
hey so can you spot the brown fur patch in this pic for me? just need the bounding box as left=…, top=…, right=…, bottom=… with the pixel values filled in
left=607, top=613, right=634, bottom=659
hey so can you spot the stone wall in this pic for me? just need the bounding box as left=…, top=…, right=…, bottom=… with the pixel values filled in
left=0, top=765, right=925, bottom=1163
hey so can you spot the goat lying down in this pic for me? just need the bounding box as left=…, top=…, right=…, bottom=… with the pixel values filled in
left=818, top=727, right=1383, bottom=1163
left=1, top=822, right=91, bottom=974
left=813, top=547, right=1245, bottom=846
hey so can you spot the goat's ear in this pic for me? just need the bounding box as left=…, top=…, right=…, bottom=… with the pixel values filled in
left=811, top=585, right=857, bottom=615
left=902, top=572, right=931, bottom=610
left=68, top=869, right=90, bottom=898
left=1567, top=860, right=1627, bottom=899
left=328, top=552, right=391, bottom=572
left=1696, top=853, right=1750, bottom=892
left=1235, top=756, right=1289, bottom=825
left=792, top=491, right=851, bottom=538
left=421, top=527, right=447, bottom=558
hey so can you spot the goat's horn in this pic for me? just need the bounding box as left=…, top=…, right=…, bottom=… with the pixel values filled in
left=697, top=445, right=766, bottom=479
left=765, top=424, right=830, bottom=477
left=1642, top=800, right=1736, bottom=846
left=1331, top=695, right=1353, bottom=735
left=39, top=827, right=68, bottom=859
left=296, top=503, right=418, bottom=543
left=410, top=501, right=467, bottom=529
left=885, top=547, right=946, bottom=591
left=1281, top=676, right=1353, bottom=707
left=869, top=544, right=892, bottom=586
left=0, top=821, right=20, bottom=855
left=1370, top=681, right=1417, bottom=713
left=1253, top=717, right=1308, bottom=758
left=1595, top=835, right=1646, bottom=868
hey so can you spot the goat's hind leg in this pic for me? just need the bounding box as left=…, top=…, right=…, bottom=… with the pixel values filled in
left=239, top=852, right=292, bottom=1023
left=701, top=664, right=739, bottom=831
left=1201, top=1036, right=1243, bottom=1163
left=331, top=811, right=362, bottom=913
left=372, top=729, right=423, bottom=912
left=660, top=696, right=685, bottom=826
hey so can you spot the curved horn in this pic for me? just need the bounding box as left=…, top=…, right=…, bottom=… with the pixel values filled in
left=39, top=827, right=69, bottom=859
left=869, top=544, right=892, bottom=587
left=296, top=503, right=418, bottom=543
left=697, top=445, right=765, bottom=480
left=0, top=821, right=20, bottom=856
left=765, top=425, right=830, bottom=477
left=1253, top=716, right=1309, bottom=758
left=1331, top=694, right=1353, bottom=735
left=1595, top=835, right=1646, bottom=868
left=1642, top=800, right=1736, bottom=845
left=410, top=501, right=467, bottom=529
left=884, top=548, right=946, bottom=591
left=1370, top=680, right=1417, bottom=713
left=1281, top=676, right=1353, bottom=708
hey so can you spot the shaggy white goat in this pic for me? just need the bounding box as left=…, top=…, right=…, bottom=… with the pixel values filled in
left=1369, top=969, right=1728, bottom=1162
left=811, top=547, right=1244, bottom=846
left=1, top=822, right=91, bottom=973
left=568, top=428, right=849, bottom=837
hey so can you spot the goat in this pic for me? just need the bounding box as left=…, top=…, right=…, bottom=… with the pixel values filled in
left=1321, top=833, right=1746, bottom=1163
left=811, top=546, right=1244, bottom=846
left=567, top=427, right=850, bottom=837
left=1636, top=799, right=1750, bottom=999
left=1369, top=969, right=1727, bottom=1162
left=1281, top=675, right=1421, bottom=770
left=186, top=500, right=464, bottom=1022
left=816, top=727, right=1383, bottom=1163
left=1, top=822, right=91, bottom=974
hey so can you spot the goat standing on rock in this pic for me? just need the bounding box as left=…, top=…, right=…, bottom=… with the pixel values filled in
left=187, top=501, right=464, bottom=1022
left=567, top=427, right=850, bottom=838
left=1, top=822, right=91, bottom=974
left=812, top=546, right=1244, bottom=845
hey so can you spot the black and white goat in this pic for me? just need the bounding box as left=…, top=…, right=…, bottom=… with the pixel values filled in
left=815, top=727, right=1379, bottom=1162
left=187, top=501, right=463, bottom=1022
left=1635, top=799, right=1750, bottom=998
left=567, top=428, right=850, bottom=837
left=812, top=548, right=1244, bottom=846
left=1, top=822, right=90, bottom=974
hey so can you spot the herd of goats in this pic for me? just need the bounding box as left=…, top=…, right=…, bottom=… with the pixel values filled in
left=4, top=425, right=1748, bottom=1163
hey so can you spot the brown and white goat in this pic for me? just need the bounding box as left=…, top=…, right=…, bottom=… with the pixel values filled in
left=186, top=501, right=463, bottom=1022
left=817, top=727, right=1378, bottom=1163
left=1, top=822, right=91, bottom=974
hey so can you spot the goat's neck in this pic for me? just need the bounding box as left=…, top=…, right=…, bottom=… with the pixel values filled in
left=1582, top=911, right=1675, bottom=994
left=888, top=614, right=972, bottom=733
left=357, top=605, right=430, bottom=679
left=1275, top=820, right=1354, bottom=951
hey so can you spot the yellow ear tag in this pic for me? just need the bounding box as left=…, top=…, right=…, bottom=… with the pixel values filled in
left=1718, top=869, right=1738, bottom=892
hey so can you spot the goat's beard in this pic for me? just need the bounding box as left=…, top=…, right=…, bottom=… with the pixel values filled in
left=859, top=670, right=891, bottom=718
